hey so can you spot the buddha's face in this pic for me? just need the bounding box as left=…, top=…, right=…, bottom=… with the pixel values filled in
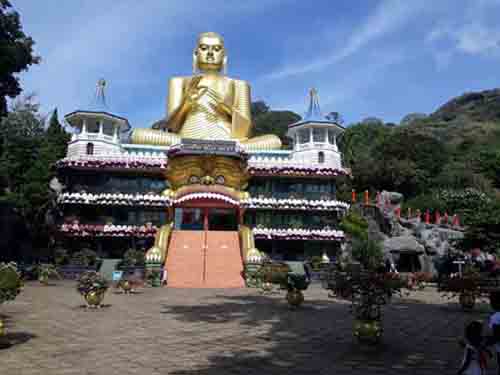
left=195, top=35, right=225, bottom=72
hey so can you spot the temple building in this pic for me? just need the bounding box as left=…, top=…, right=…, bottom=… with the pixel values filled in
left=55, top=33, right=349, bottom=287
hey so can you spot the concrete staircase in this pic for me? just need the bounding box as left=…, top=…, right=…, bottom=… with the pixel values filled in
left=205, top=231, right=245, bottom=288
left=165, top=230, right=244, bottom=288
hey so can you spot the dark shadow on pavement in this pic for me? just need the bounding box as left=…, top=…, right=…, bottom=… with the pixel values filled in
left=159, top=288, right=478, bottom=374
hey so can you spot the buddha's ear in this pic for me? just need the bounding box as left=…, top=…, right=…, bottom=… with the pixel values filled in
left=192, top=52, right=198, bottom=74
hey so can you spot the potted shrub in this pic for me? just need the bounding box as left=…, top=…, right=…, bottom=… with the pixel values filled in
left=0, top=263, right=22, bottom=348
left=117, top=278, right=133, bottom=294
left=35, top=264, right=61, bottom=285
left=117, top=249, right=145, bottom=276
left=349, top=270, right=408, bottom=344
left=116, top=274, right=142, bottom=294
left=76, top=271, right=109, bottom=308
left=285, top=272, right=310, bottom=308
left=255, top=261, right=310, bottom=307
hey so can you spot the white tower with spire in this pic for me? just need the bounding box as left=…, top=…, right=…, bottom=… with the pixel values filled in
left=64, top=79, right=130, bottom=158
left=287, top=89, right=344, bottom=169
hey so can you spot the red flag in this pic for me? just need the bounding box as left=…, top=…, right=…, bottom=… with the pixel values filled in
left=435, top=210, right=441, bottom=224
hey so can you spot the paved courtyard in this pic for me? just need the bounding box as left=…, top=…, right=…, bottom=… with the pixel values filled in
left=0, top=281, right=496, bottom=374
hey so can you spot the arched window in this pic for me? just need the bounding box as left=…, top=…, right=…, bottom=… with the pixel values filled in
left=86, top=143, right=94, bottom=155
left=318, top=151, right=325, bottom=163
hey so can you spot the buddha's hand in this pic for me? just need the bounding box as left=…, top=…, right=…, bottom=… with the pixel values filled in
left=203, top=87, right=233, bottom=116
left=184, top=76, right=206, bottom=104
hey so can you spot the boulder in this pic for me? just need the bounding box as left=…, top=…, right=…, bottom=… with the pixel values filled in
left=380, top=190, right=404, bottom=205
left=383, top=236, right=425, bottom=254
left=417, top=227, right=464, bottom=256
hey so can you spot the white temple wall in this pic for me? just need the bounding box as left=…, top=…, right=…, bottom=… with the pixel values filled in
left=67, top=139, right=122, bottom=158
left=290, top=149, right=342, bottom=169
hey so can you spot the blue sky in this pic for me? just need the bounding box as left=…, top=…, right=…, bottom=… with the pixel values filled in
left=11, top=0, right=500, bottom=128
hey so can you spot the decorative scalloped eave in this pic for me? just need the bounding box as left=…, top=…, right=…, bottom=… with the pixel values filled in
left=241, top=197, right=349, bottom=211
left=175, top=192, right=240, bottom=206
left=58, top=192, right=171, bottom=207
left=56, top=156, right=167, bottom=171
left=248, top=166, right=348, bottom=177
left=253, top=227, right=345, bottom=241
left=58, top=224, right=158, bottom=237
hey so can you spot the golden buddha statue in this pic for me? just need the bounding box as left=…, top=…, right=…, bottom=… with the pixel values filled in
left=131, top=32, right=281, bottom=151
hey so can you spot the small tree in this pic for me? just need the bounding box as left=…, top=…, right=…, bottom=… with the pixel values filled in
left=351, top=237, right=384, bottom=271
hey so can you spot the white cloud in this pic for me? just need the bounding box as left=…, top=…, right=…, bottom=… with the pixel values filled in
left=262, top=0, right=427, bottom=80
left=426, top=1, right=500, bottom=67
left=428, top=23, right=500, bottom=57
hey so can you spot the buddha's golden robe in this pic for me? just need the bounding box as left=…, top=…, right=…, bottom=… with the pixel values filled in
left=131, top=75, right=281, bottom=151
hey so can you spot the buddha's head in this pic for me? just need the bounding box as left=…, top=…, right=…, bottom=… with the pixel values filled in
left=193, top=32, right=227, bottom=74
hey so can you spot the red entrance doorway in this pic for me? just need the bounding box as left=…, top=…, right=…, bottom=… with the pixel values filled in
left=166, top=200, right=244, bottom=288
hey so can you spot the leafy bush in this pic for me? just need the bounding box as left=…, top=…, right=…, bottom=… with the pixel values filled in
left=457, top=199, right=500, bottom=254
left=402, top=193, right=446, bottom=215
left=339, top=212, right=368, bottom=240
left=310, top=256, right=323, bottom=271
left=117, top=249, right=145, bottom=270
left=0, top=263, right=22, bottom=304
left=53, top=247, right=69, bottom=266
left=70, top=248, right=98, bottom=267
left=351, top=238, right=384, bottom=271
left=76, top=271, right=108, bottom=296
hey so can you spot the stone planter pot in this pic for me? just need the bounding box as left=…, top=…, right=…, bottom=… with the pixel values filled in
left=84, top=290, right=106, bottom=308
left=353, top=319, right=383, bottom=344
left=0, top=318, right=11, bottom=349
left=286, top=289, right=304, bottom=308
left=459, top=292, right=476, bottom=310
left=120, top=280, right=133, bottom=294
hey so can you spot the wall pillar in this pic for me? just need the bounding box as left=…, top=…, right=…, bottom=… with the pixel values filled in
left=81, top=119, right=87, bottom=135
left=112, top=124, right=119, bottom=141
left=98, top=119, right=104, bottom=136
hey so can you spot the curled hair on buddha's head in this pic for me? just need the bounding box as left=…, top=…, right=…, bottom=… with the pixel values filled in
left=197, top=31, right=224, bottom=46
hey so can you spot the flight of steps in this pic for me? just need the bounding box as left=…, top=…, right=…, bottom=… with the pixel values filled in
left=205, top=231, right=245, bottom=288
left=165, top=230, right=244, bottom=288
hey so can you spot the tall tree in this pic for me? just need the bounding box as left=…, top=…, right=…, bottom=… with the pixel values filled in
left=0, top=0, right=40, bottom=117
left=46, top=108, right=70, bottom=160
left=0, top=97, right=69, bottom=252
left=251, top=101, right=301, bottom=148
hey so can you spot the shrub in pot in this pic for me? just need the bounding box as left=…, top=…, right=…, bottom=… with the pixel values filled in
left=71, top=249, right=98, bottom=268
left=35, top=264, right=61, bottom=285
left=76, top=271, right=109, bottom=308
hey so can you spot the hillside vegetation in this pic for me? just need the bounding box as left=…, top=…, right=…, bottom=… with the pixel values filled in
left=339, top=89, right=500, bottom=202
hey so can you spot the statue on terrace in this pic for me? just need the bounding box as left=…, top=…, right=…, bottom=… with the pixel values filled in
left=131, top=32, right=281, bottom=151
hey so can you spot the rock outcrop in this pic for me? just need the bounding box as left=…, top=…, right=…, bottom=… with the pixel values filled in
left=356, top=191, right=464, bottom=275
